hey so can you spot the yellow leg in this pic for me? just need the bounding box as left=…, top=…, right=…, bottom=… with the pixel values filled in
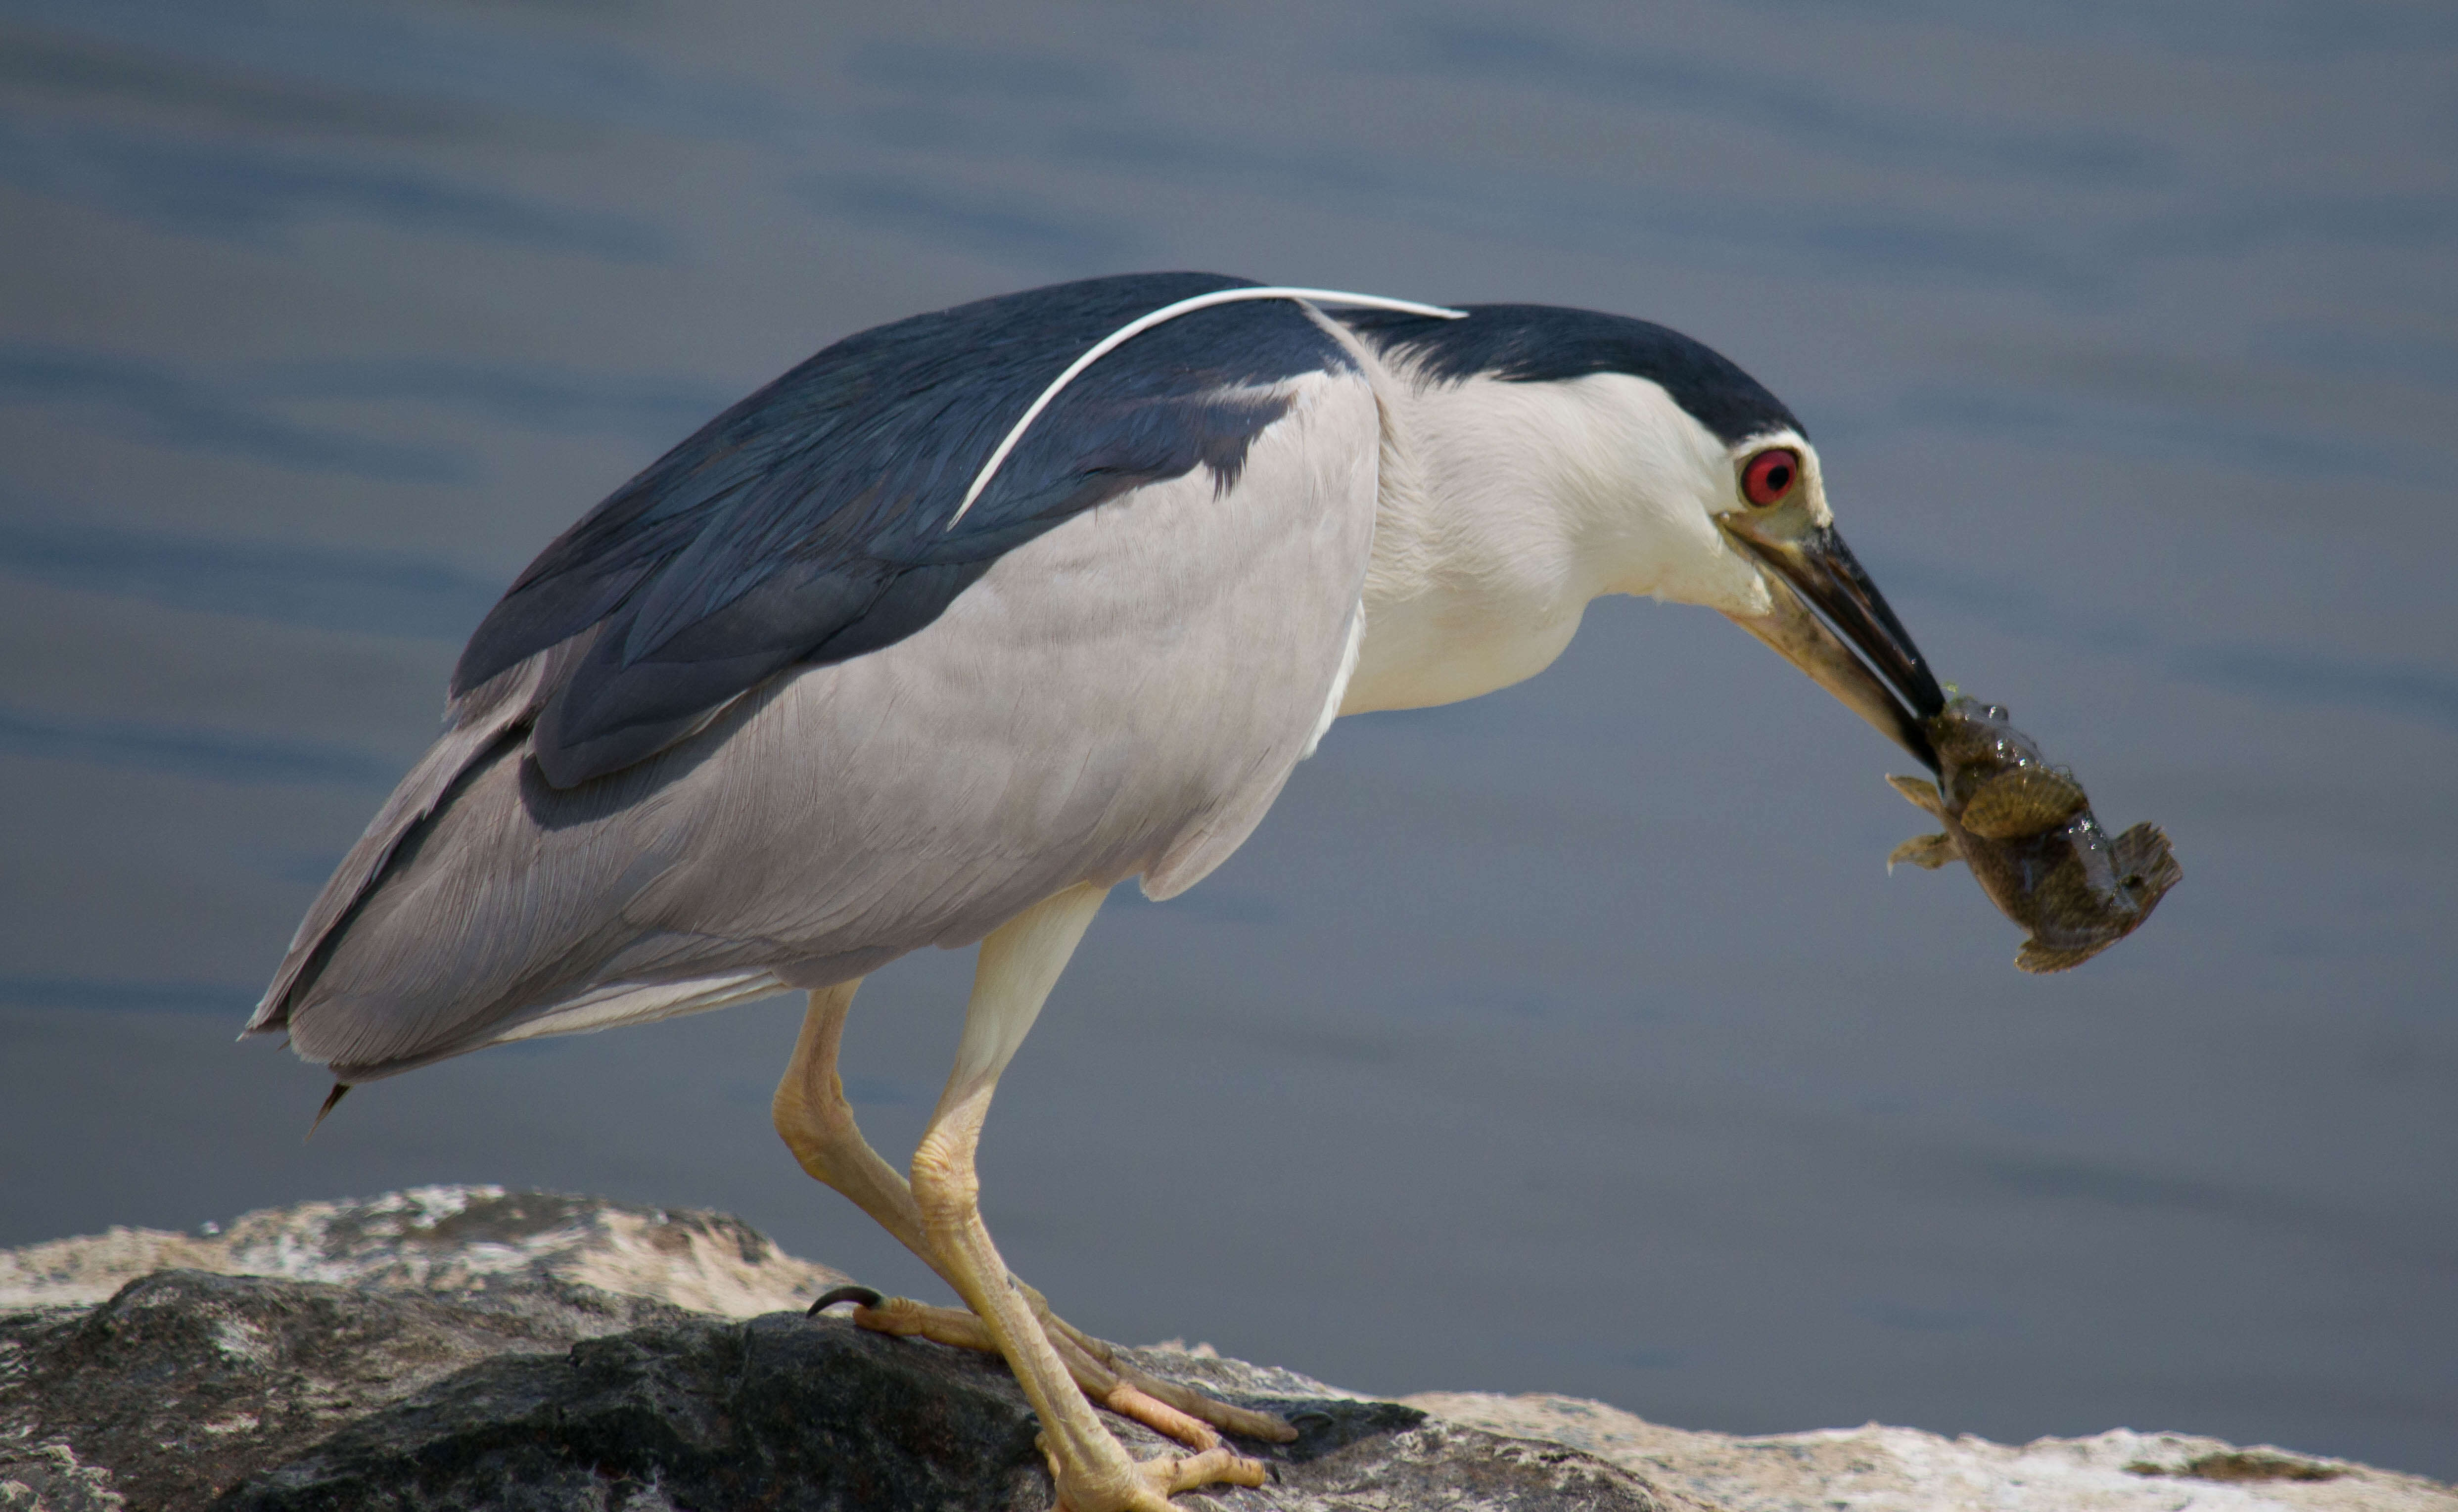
left=773, top=979, right=931, bottom=1255
left=773, top=971, right=1292, bottom=1450
left=910, top=883, right=1265, bottom=1512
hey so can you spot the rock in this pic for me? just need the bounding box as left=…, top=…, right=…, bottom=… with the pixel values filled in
left=1, top=1190, right=1701, bottom=1510
left=3, top=1190, right=2448, bottom=1511
left=0, top=1273, right=1694, bottom=1511
left=2, top=1269, right=691, bottom=1511
left=1409, top=1392, right=2458, bottom=1512
left=0, top=1186, right=845, bottom=1319
left=214, top=1306, right=1680, bottom=1512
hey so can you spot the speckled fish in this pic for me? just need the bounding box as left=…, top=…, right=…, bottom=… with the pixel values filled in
left=1886, top=696, right=2180, bottom=973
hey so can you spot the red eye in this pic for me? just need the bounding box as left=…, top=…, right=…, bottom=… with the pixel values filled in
left=1741, top=448, right=1800, bottom=507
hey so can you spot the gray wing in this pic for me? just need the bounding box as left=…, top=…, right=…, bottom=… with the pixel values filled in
left=256, top=369, right=1379, bottom=1082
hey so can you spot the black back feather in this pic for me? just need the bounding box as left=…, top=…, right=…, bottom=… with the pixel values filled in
left=455, top=273, right=1355, bottom=787
left=1341, top=303, right=1801, bottom=445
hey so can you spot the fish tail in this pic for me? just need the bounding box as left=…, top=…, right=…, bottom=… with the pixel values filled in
left=2112, top=823, right=2183, bottom=906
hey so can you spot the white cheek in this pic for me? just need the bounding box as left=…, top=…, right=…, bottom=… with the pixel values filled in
left=1721, top=553, right=1780, bottom=615
left=1644, top=527, right=1773, bottom=613
left=1550, top=378, right=1729, bottom=591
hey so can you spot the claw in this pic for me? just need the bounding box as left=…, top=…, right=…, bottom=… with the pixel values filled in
left=806, top=1283, right=885, bottom=1317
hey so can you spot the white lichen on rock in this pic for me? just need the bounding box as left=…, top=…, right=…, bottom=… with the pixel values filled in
left=1408, top=1392, right=2457, bottom=1512
left=0, top=1186, right=847, bottom=1318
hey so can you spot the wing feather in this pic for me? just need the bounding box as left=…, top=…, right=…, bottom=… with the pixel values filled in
left=275, top=369, right=1380, bottom=1080
left=247, top=648, right=557, bottom=1035
left=455, top=273, right=1356, bottom=788
left=259, top=276, right=1364, bottom=1035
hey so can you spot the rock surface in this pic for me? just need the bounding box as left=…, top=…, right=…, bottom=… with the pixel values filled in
left=1414, top=1393, right=2458, bottom=1512
left=0, top=1190, right=1700, bottom=1511
left=0, top=1187, right=845, bottom=1320
left=2, top=1189, right=2448, bottom=1512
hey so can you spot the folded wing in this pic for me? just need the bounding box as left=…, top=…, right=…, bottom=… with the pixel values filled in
left=249, top=287, right=1379, bottom=1081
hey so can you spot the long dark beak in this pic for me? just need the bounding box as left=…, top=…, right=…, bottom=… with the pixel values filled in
left=1719, top=514, right=1946, bottom=772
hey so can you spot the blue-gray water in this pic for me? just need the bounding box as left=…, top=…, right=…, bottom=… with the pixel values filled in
left=2, top=0, right=2453, bottom=1480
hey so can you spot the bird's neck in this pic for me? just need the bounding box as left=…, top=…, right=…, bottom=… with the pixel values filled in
left=1339, top=369, right=1680, bottom=715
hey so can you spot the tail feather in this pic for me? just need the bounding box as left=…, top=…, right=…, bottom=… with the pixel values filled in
left=306, top=1082, right=349, bottom=1138
left=318, top=969, right=790, bottom=1084
left=247, top=650, right=558, bottom=1037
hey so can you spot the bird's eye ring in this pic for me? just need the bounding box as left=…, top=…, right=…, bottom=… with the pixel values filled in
left=1741, top=448, right=1800, bottom=507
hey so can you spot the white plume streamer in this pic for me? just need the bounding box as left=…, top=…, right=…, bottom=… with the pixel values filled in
left=947, top=285, right=1466, bottom=530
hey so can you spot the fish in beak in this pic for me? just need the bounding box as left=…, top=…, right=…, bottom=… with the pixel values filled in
left=1718, top=506, right=1947, bottom=771
left=1710, top=455, right=2178, bottom=971
left=1885, top=696, right=2181, bottom=972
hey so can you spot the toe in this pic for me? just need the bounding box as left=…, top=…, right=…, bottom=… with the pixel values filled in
left=1041, top=1435, right=1269, bottom=1512
left=1150, top=1446, right=1269, bottom=1496
left=1099, top=1382, right=1219, bottom=1451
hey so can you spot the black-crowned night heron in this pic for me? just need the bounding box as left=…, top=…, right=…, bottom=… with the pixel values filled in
left=250, top=272, right=1944, bottom=1511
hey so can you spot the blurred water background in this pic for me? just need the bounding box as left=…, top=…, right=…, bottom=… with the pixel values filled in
left=1, top=0, right=2452, bottom=1479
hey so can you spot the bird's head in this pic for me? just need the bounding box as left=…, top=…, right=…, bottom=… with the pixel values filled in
left=1692, top=425, right=1947, bottom=770
left=1344, top=302, right=1948, bottom=764
left=1601, top=414, right=1947, bottom=768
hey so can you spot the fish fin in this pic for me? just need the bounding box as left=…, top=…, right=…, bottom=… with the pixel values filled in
left=2015, top=939, right=2107, bottom=974
left=1887, top=832, right=1960, bottom=872
left=1960, top=768, right=2089, bottom=840
left=2111, top=822, right=2184, bottom=908
left=1886, top=775, right=1944, bottom=816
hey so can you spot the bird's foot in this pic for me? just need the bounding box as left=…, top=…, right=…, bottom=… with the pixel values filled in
left=1038, top=1433, right=1268, bottom=1512
left=810, top=1285, right=1292, bottom=1452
